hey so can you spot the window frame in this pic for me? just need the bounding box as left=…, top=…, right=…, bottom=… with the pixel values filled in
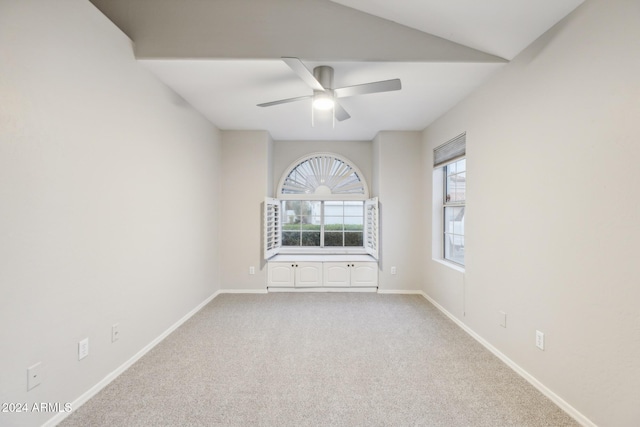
left=281, top=200, right=365, bottom=249
left=264, top=197, right=378, bottom=259
left=432, top=132, right=466, bottom=270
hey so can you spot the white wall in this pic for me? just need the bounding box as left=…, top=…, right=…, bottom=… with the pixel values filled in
left=0, top=1, right=222, bottom=426
left=220, top=131, right=272, bottom=290
left=422, top=0, right=640, bottom=425
left=373, top=131, right=424, bottom=292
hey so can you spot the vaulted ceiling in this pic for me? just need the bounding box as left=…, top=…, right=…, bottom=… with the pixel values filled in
left=90, top=0, right=584, bottom=140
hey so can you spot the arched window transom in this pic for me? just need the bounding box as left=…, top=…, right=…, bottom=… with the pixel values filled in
left=278, top=153, right=369, bottom=200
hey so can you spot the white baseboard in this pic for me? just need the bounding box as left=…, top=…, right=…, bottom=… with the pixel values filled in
left=219, top=288, right=268, bottom=294
left=377, top=289, right=424, bottom=294
left=418, top=291, right=596, bottom=427
left=44, top=290, right=222, bottom=427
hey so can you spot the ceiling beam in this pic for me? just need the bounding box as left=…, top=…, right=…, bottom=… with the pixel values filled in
left=89, top=0, right=507, bottom=63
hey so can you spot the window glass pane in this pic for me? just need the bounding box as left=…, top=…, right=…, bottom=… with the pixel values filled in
left=344, top=218, right=363, bottom=231
left=458, top=158, right=466, bottom=172
left=301, top=232, right=320, bottom=246
left=445, top=162, right=466, bottom=203
left=324, top=232, right=343, bottom=246
left=446, top=161, right=456, bottom=175
left=299, top=201, right=318, bottom=216
left=282, top=224, right=299, bottom=232
left=455, top=172, right=466, bottom=202
left=445, top=235, right=465, bottom=265
left=445, top=175, right=454, bottom=203
left=453, top=207, right=464, bottom=235
left=444, top=236, right=453, bottom=261
left=444, top=207, right=454, bottom=224
left=283, top=200, right=299, bottom=214
left=345, top=232, right=363, bottom=246
left=324, top=215, right=344, bottom=224
left=344, top=201, right=364, bottom=216
left=300, top=215, right=321, bottom=230
left=282, top=231, right=300, bottom=246
left=309, top=201, right=321, bottom=215
left=283, top=202, right=298, bottom=226
left=324, top=201, right=343, bottom=216
left=325, top=216, right=344, bottom=233
left=301, top=223, right=321, bottom=232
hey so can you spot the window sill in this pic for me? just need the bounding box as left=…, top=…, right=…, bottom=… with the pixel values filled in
left=432, top=258, right=465, bottom=273
left=270, top=254, right=376, bottom=263
left=278, top=247, right=368, bottom=255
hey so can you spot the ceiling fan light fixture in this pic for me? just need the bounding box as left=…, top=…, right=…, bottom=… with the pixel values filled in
left=258, top=58, right=401, bottom=124
left=313, top=92, right=334, bottom=110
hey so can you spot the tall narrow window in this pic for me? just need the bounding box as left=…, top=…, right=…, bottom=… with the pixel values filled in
left=434, top=133, right=466, bottom=267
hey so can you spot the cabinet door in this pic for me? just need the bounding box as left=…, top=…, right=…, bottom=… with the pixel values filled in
left=295, top=262, right=323, bottom=287
left=267, top=263, right=295, bottom=287
left=323, top=263, right=351, bottom=287
left=351, top=262, right=378, bottom=287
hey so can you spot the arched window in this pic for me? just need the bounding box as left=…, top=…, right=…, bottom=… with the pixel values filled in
left=265, top=153, right=378, bottom=259
left=277, top=153, right=369, bottom=200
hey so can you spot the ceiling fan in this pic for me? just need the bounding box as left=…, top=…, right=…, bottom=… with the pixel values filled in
left=257, top=57, right=402, bottom=122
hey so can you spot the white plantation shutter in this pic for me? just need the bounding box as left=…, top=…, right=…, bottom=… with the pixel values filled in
left=364, top=197, right=379, bottom=259
left=264, top=198, right=281, bottom=259
left=278, top=153, right=369, bottom=200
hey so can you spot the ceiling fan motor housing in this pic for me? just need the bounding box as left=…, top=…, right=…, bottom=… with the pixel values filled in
left=313, top=66, right=334, bottom=89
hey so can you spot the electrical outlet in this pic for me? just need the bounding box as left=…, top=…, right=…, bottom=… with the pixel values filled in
left=249, top=266, right=255, bottom=275
left=27, top=362, right=42, bottom=391
left=78, top=338, right=89, bottom=360
left=536, top=330, right=545, bottom=350
left=390, top=266, right=397, bottom=275
left=499, top=311, right=507, bottom=328
left=112, top=324, right=120, bottom=343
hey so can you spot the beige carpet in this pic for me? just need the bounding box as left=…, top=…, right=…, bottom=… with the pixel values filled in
left=60, top=293, right=578, bottom=426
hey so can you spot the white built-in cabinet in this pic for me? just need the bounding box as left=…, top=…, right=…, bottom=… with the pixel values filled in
left=267, top=258, right=377, bottom=288
left=263, top=193, right=379, bottom=290
left=323, top=262, right=378, bottom=287
left=267, top=262, right=323, bottom=288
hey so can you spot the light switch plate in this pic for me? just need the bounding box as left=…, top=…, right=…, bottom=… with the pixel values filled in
left=27, top=362, right=42, bottom=390
left=112, top=324, right=120, bottom=343
left=78, top=338, right=89, bottom=360
left=536, top=330, right=545, bottom=350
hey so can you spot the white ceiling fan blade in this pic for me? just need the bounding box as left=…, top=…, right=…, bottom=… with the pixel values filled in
left=334, top=79, right=401, bottom=98
left=257, top=95, right=312, bottom=107
left=334, top=101, right=351, bottom=121
left=282, top=57, right=325, bottom=92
